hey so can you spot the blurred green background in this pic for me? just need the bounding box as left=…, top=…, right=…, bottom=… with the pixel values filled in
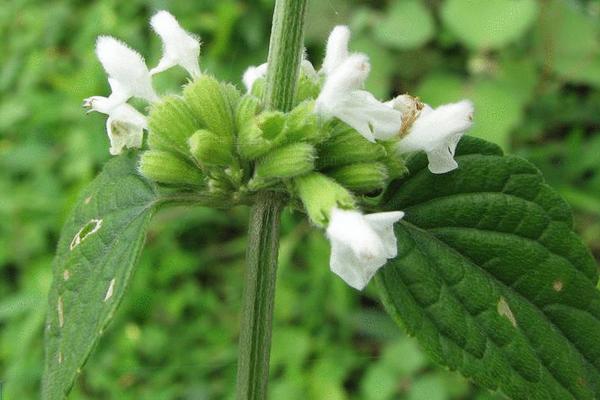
left=1, top=0, right=599, bottom=398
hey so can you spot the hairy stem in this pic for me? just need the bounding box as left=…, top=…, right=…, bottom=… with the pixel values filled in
left=236, top=192, right=285, bottom=400
left=236, top=1, right=307, bottom=399
left=263, top=0, right=308, bottom=112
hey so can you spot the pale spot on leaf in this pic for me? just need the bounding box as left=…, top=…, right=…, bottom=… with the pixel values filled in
left=104, top=278, right=115, bottom=302
left=553, top=280, right=563, bottom=292
left=497, top=296, right=517, bottom=328
left=70, top=218, right=103, bottom=250
left=84, top=196, right=92, bottom=204
left=63, top=270, right=70, bottom=281
left=57, top=296, right=64, bottom=328
left=58, top=351, right=63, bottom=364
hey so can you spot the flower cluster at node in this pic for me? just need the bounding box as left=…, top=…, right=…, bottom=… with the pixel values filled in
left=86, top=14, right=474, bottom=290
left=84, top=11, right=199, bottom=155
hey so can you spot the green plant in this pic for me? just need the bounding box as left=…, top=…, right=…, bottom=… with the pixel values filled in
left=18, top=0, right=595, bottom=398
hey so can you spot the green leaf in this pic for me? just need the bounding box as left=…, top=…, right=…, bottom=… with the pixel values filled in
left=441, top=0, right=538, bottom=50
left=373, top=0, right=434, bottom=50
left=377, top=137, right=600, bottom=399
left=42, top=153, right=159, bottom=400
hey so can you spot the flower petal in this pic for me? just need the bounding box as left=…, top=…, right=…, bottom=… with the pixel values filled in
left=301, top=58, right=318, bottom=80
left=326, top=208, right=403, bottom=290
left=397, top=100, right=474, bottom=174
left=328, top=91, right=403, bottom=142
left=83, top=96, right=115, bottom=114
left=364, top=211, right=404, bottom=258
left=321, top=25, right=351, bottom=75
left=96, top=36, right=157, bottom=102
left=317, top=53, right=370, bottom=104
left=150, top=10, right=201, bottom=78
left=329, top=239, right=385, bottom=290
left=425, top=133, right=462, bottom=174
left=105, top=104, right=147, bottom=155
left=316, top=54, right=403, bottom=141
left=242, top=63, right=268, bottom=92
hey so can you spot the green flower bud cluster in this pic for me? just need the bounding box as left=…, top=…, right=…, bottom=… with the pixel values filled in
left=138, top=71, right=407, bottom=223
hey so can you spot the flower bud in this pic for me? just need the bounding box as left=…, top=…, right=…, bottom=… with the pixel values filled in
left=257, top=111, right=286, bottom=140
left=237, top=123, right=273, bottom=161
left=250, top=78, right=265, bottom=99
left=220, top=81, right=242, bottom=111
left=206, top=167, right=241, bottom=193
left=317, top=125, right=386, bottom=169
left=328, top=162, right=388, bottom=193
left=294, top=172, right=355, bottom=227
left=381, top=142, right=408, bottom=180
left=188, top=129, right=234, bottom=166
left=250, top=143, right=316, bottom=190
left=139, top=150, right=204, bottom=187
left=278, top=101, right=326, bottom=145
left=207, top=177, right=232, bottom=195
left=237, top=111, right=286, bottom=161
left=148, top=95, right=200, bottom=155
left=183, top=75, right=235, bottom=138
left=295, top=73, right=321, bottom=104
left=236, top=95, right=261, bottom=130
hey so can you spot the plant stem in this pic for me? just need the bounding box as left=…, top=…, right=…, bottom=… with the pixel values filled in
left=263, top=0, right=308, bottom=112
left=236, top=192, right=285, bottom=400
left=236, top=1, right=307, bottom=399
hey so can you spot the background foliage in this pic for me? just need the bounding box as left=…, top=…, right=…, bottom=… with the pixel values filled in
left=1, top=0, right=599, bottom=398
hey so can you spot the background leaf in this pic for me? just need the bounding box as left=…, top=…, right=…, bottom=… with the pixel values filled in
left=377, top=137, right=600, bottom=399
left=373, top=0, right=435, bottom=50
left=43, top=153, right=158, bottom=400
left=534, top=0, right=600, bottom=88
left=441, top=0, right=538, bottom=50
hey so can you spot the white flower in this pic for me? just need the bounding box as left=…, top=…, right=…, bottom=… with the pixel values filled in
left=150, top=10, right=201, bottom=78
left=315, top=54, right=403, bottom=142
left=84, top=97, right=147, bottom=155
left=242, top=54, right=318, bottom=93
left=242, top=63, right=268, bottom=92
left=301, top=58, right=319, bottom=81
left=96, top=36, right=158, bottom=103
left=326, top=208, right=404, bottom=290
left=321, top=25, right=350, bottom=75
left=393, top=98, right=474, bottom=174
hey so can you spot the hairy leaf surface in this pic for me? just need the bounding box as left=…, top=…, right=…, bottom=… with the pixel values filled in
left=377, top=137, right=600, bottom=399
left=43, top=154, right=158, bottom=399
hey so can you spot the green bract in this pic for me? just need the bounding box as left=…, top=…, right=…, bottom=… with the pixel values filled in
left=138, top=71, right=405, bottom=210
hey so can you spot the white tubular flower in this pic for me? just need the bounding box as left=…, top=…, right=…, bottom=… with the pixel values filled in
left=315, top=54, right=403, bottom=142
left=84, top=97, right=147, bottom=155
left=96, top=36, right=158, bottom=103
left=242, top=63, right=268, bottom=92
left=150, top=10, right=201, bottom=78
left=395, top=99, right=474, bottom=174
left=243, top=54, right=317, bottom=93
left=321, top=25, right=350, bottom=75
left=326, top=208, right=404, bottom=290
